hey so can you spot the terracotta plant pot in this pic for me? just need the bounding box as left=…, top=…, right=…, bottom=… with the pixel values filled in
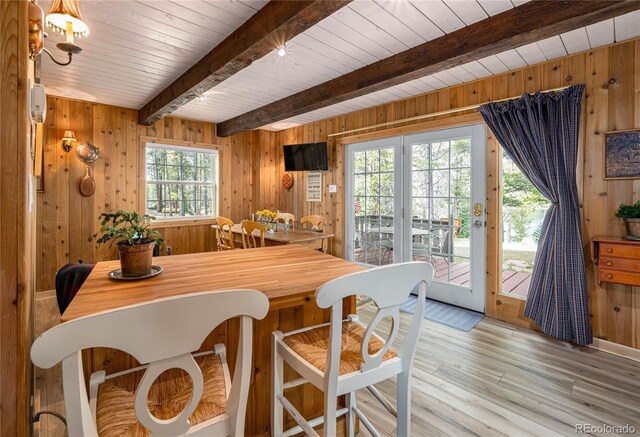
left=117, top=241, right=155, bottom=278
left=623, top=218, right=640, bottom=239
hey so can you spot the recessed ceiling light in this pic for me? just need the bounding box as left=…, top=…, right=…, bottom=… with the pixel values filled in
left=196, top=92, right=205, bottom=103
left=277, top=45, right=287, bottom=57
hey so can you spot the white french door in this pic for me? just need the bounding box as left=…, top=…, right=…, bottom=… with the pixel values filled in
left=345, top=125, right=486, bottom=312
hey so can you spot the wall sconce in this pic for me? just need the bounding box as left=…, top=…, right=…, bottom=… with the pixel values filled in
left=61, top=130, right=76, bottom=152
left=29, top=2, right=45, bottom=60
left=42, top=0, right=90, bottom=66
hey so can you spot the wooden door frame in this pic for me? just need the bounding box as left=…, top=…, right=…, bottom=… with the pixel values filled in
left=1, top=1, right=35, bottom=435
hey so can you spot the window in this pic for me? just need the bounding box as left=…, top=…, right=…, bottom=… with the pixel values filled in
left=145, top=143, right=218, bottom=220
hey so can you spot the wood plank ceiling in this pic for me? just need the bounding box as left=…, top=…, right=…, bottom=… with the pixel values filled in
left=40, top=0, right=640, bottom=132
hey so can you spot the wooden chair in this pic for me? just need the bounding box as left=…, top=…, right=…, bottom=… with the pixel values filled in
left=300, top=215, right=328, bottom=252
left=215, top=216, right=235, bottom=251
left=241, top=220, right=266, bottom=249
left=272, top=262, right=433, bottom=437
left=31, top=289, right=269, bottom=437
left=300, top=215, right=326, bottom=231
left=276, top=213, right=295, bottom=228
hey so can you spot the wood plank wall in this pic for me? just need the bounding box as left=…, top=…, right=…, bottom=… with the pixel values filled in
left=261, top=39, right=640, bottom=349
left=37, top=39, right=640, bottom=351
left=1, top=1, right=34, bottom=435
left=36, top=98, right=262, bottom=292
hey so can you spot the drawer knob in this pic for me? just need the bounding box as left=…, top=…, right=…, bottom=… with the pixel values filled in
left=606, top=248, right=613, bottom=253
left=606, top=274, right=613, bottom=279
left=605, top=261, right=613, bottom=266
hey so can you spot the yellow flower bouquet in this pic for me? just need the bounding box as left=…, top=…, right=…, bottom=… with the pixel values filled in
left=256, top=209, right=277, bottom=222
left=255, top=209, right=279, bottom=233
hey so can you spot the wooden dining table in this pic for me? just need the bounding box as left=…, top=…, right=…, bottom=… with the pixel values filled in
left=62, top=245, right=365, bottom=436
left=213, top=223, right=334, bottom=251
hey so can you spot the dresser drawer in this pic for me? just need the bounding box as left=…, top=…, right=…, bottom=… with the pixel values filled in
left=599, top=256, right=640, bottom=272
left=599, top=268, right=640, bottom=287
left=599, top=243, right=640, bottom=259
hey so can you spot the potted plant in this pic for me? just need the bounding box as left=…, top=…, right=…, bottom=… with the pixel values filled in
left=94, top=210, right=164, bottom=277
left=616, top=201, right=640, bottom=239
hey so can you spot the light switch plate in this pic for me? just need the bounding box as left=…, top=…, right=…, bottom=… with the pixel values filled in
left=329, top=184, right=337, bottom=193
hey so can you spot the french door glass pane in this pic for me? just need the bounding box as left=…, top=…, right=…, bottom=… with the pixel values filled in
left=353, top=148, right=395, bottom=266
left=410, top=138, right=472, bottom=288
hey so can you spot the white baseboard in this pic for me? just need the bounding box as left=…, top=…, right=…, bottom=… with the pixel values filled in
left=589, top=337, right=640, bottom=362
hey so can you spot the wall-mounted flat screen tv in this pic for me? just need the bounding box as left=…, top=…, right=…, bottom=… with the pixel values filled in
left=283, top=142, right=328, bottom=171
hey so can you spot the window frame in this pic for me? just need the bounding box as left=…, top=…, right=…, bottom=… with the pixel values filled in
left=141, top=138, right=220, bottom=226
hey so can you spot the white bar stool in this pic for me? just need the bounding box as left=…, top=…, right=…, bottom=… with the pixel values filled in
left=272, top=262, right=433, bottom=436
left=31, top=289, right=269, bottom=437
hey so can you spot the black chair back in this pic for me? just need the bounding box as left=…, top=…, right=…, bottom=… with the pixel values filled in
left=55, top=262, right=94, bottom=314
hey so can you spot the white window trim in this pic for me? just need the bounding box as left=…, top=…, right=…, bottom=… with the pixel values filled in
left=144, top=142, right=219, bottom=222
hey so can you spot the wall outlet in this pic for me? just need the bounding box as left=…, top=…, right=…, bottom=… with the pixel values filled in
left=329, top=184, right=337, bottom=193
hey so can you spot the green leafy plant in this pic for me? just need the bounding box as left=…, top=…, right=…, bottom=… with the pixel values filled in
left=615, top=201, right=640, bottom=219
left=532, top=222, right=543, bottom=243
left=94, top=210, right=164, bottom=247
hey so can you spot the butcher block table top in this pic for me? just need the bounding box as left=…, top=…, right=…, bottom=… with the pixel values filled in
left=62, top=245, right=366, bottom=322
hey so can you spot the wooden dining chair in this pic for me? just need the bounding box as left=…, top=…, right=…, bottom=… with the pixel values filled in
left=241, top=220, right=266, bottom=249
left=276, top=212, right=295, bottom=228
left=272, top=262, right=433, bottom=437
left=300, top=215, right=328, bottom=252
left=31, top=289, right=269, bottom=437
left=300, top=215, right=326, bottom=231
left=215, top=216, right=235, bottom=251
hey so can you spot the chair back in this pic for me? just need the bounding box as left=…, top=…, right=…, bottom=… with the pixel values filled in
left=31, top=289, right=269, bottom=437
left=276, top=213, right=295, bottom=227
left=55, top=262, right=94, bottom=314
left=215, top=216, right=235, bottom=250
left=300, top=215, right=328, bottom=252
left=300, top=215, right=326, bottom=231
left=432, top=228, right=449, bottom=253
left=315, top=262, right=432, bottom=376
left=241, top=220, right=266, bottom=249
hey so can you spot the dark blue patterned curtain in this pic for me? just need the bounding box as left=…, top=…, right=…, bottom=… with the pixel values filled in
left=479, top=84, right=591, bottom=345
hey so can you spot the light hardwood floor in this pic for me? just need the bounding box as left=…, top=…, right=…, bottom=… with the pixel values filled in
left=34, top=294, right=640, bottom=437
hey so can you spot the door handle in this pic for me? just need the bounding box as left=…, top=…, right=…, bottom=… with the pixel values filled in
left=473, top=220, right=484, bottom=228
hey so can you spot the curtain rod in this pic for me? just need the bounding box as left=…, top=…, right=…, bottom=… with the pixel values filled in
left=327, top=85, right=571, bottom=138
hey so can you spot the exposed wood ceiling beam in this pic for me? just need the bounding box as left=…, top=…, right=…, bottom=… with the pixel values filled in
left=216, top=0, right=640, bottom=137
left=138, top=0, right=352, bottom=126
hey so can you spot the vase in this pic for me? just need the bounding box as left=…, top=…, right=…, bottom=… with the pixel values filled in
left=117, top=241, right=155, bottom=278
left=623, top=218, right=640, bottom=239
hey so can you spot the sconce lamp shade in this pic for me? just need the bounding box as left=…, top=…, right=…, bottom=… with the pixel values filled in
left=46, top=0, right=89, bottom=38
left=63, top=130, right=76, bottom=141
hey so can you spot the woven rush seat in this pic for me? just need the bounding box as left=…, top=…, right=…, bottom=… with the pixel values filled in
left=96, top=354, right=227, bottom=437
left=283, top=321, right=397, bottom=375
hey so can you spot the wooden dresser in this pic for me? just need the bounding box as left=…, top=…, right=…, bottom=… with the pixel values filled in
left=591, top=236, right=640, bottom=286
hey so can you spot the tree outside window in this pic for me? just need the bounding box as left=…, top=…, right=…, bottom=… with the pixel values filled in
left=501, top=151, right=550, bottom=273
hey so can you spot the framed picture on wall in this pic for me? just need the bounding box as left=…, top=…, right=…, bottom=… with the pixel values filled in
left=604, top=129, right=640, bottom=180
left=306, top=171, right=322, bottom=202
